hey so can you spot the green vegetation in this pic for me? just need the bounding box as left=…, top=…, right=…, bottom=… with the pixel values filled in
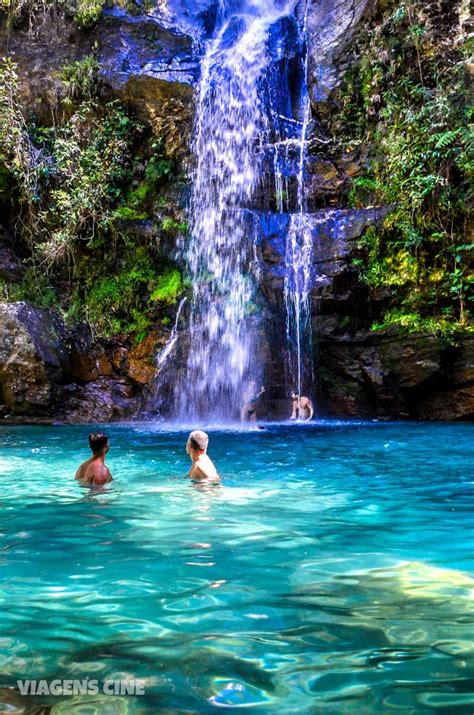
left=0, top=0, right=105, bottom=31
left=371, top=310, right=467, bottom=341
left=0, top=267, right=59, bottom=309
left=333, top=1, right=472, bottom=333
left=150, top=268, right=182, bottom=304
left=112, top=143, right=176, bottom=222
left=0, top=59, right=185, bottom=338
left=73, top=0, right=104, bottom=28
left=58, top=55, right=99, bottom=102
left=78, top=249, right=182, bottom=337
left=161, top=216, right=188, bottom=235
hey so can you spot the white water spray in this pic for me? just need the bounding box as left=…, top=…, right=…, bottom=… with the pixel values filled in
left=176, top=0, right=297, bottom=420
left=156, top=297, right=187, bottom=370
left=281, top=2, right=315, bottom=401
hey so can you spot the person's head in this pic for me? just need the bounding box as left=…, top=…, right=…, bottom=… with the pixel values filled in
left=89, top=431, right=109, bottom=456
left=291, top=391, right=299, bottom=400
left=186, top=430, right=209, bottom=457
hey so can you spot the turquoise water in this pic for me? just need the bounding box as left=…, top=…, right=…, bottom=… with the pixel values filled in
left=0, top=422, right=473, bottom=714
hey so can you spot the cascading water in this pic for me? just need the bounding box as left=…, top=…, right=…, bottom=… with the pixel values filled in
left=274, top=2, right=315, bottom=402
left=175, top=0, right=298, bottom=421
left=156, top=297, right=187, bottom=370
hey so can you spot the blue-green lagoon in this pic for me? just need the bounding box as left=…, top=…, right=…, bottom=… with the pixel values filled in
left=0, top=422, right=473, bottom=713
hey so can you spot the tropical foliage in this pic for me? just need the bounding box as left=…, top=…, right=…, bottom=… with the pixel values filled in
left=0, top=58, right=185, bottom=338
left=333, top=0, right=472, bottom=333
left=0, top=0, right=105, bottom=31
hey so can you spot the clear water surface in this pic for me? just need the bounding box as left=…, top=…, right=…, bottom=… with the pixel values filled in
left=0, top=422, right=473, bottom=714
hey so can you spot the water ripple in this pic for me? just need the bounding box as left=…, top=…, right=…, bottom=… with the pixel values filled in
left=0, top=422, right=473, bottom=713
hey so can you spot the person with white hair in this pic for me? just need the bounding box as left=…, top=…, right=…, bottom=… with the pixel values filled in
left=186, top=430, right=219, bottom=482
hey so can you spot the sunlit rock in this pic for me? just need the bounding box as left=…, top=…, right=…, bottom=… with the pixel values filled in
left=306, top=0, right=373, bottom=103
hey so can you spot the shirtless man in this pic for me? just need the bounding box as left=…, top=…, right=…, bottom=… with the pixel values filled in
left=75, top=432, right=113, bottom=486
left=186, top=430, right=219, bottom=482
left=290, top=393, right=314, bottom=421
left=241, top=381, right=265, bottom=423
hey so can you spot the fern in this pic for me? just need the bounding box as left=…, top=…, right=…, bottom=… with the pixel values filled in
left=433, top=129, right=460, bottom=149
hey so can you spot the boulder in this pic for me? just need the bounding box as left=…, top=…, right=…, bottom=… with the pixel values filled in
left=111, top=334, right=159, bottom=386
left=60, top=378, right=141, bottom=423
left=0, top=302, right=69, bottom=416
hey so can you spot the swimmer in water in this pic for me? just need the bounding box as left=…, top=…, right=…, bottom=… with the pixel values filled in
left=186, top=430, right=219, bottom=482
left=241, top=380, right=265, bottom=423
left=75, top=432, right=113, bottom=486
left=290, top=393, right=314, bottom=421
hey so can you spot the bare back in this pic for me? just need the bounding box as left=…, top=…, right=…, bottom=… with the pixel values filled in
left=75, top=458, right=112, bottom=486
left=291, top=396, right=314, bottom=421
left=189, top=454, right=219, bottom=482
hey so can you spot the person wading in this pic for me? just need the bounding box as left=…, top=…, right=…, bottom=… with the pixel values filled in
left=75, top=432, right=113, bottom=486
left=290, top=393, right=314, bottom=421
left=186, top=430, right=219, bottom=482
left=241, top=381, right=265, bottom=423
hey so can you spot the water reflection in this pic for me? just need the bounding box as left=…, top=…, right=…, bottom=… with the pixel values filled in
left=0, top=423, right=473, bottom=713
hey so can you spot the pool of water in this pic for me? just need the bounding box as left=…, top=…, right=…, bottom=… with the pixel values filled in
left=0, top=421, right=473, bottom=714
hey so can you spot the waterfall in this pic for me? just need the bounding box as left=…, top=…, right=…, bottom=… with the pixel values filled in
left=175, top=0, right=297, bottom=421
left=279, top=2, right=315, bottom=403
left=156, top=297, right=187, bottom=370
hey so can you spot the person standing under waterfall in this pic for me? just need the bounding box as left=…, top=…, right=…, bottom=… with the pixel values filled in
left=241, top=381, right=265, bottom=423
left=290, top=393, right=314, bottom=421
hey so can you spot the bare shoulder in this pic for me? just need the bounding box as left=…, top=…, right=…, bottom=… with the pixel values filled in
left=194, top=455, right=219, bottom=481
left=91, top=464, right=113, bottom=486
left=75, top=460, right=90, bottom=482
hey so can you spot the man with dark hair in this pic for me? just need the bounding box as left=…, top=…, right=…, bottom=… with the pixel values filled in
left=75, top=432, right=113, bottom=486
left=186, top=430, right=219, bottom=482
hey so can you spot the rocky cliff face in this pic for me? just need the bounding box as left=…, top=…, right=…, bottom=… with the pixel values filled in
left=254, top=207, right=473, bottom=421
left=0, top=301, right=172, bottom=422
left=318, top=330, right=474, bottom=421
left=307, top=0, right=373, bottom=104
left=0, top=0, right=471, bottom=422
left=0, top=1, right=197, bottom=422
left=0, top=1, right=198, bottom=156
